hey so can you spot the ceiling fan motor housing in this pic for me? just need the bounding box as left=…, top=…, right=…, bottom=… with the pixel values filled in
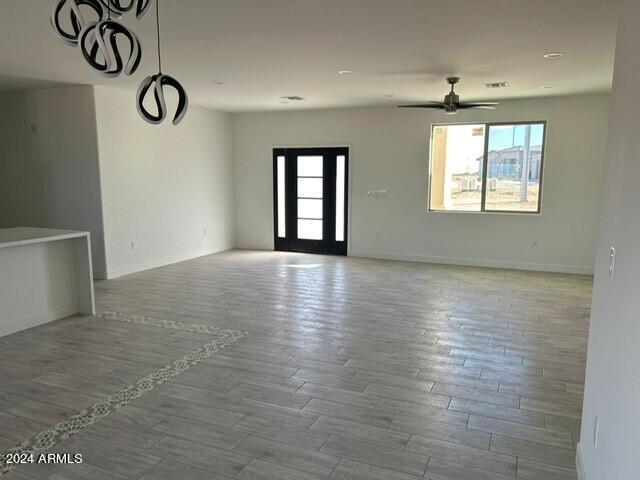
left=444, top=77, right=461, bottom=113
left=444, top=92, right=460, bottom=113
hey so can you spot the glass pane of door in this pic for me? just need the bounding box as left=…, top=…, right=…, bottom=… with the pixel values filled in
left=298, top=219, right=323, bottom=240
left=298, top=199, right=323, bottom=219
left=297, top=155, right=323, bottom=240
left=277, top=156, right=286, bottom=238
left=298, top=156, right=323, bottom=177
left=336, top=155, right=346, bottom=242
left=298, top=178, right=323, bottom=198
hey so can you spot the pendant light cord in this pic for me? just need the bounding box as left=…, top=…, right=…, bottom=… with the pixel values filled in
left=156, top=0, right=162, bottom=74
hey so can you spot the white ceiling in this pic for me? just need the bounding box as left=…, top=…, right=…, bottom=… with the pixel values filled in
left=0, top=0, right=618, bottom=112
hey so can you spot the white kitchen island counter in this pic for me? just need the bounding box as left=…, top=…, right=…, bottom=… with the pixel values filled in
left=0, top=227, right=95, bottom=338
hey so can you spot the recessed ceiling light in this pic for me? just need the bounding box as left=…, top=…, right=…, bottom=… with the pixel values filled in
left=541, top=85, right=555, bottom=89
left=211, top=80, right=224, bottom=85
left=338, top=70, right=354, bottom=75
left=543, top=52, right=564, bottom=59
left=384, top=94, right=395, bottom=98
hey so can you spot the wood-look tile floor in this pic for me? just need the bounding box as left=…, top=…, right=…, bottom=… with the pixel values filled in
left=0, top=250, right=591, bottom=480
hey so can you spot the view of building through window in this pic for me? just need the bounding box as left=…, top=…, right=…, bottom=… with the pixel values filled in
left=485, top=124, right=545, bottom=212
left=429, top=122, right=545, bottom=213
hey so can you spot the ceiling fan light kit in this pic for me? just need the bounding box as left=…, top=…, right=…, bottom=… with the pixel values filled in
left=51, top=0, right=188, bottom=126
left=399, top=77, right=499, bottom=114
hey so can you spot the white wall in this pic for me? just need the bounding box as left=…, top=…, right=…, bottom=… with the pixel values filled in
left=94, top=87, right=235, bottom=279
left=579, top=1, right=640, bottom=478
left=0, top=87, right=107, bottom=278
left=0, top=85, right=236, bottom=280
left=233, top=94, right=610, bottom=273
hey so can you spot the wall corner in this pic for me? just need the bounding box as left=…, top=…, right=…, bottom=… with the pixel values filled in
left=576, top=442, right=587, bottom=480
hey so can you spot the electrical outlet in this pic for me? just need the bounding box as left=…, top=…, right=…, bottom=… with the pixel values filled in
left=593, top=415, right=600, bottom=448
left=367, top=189, right=388, bottom=199
left=609, top=247, right=616, bottom=278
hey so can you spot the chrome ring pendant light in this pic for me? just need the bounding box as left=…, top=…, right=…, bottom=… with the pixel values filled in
left=136, top=0, right=189, bottom=125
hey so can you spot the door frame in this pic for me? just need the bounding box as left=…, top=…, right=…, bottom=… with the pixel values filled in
left=272, top=146, right=350, bottom=256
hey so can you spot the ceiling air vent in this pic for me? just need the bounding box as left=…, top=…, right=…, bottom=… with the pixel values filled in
left=484, top=82, right=509, bottom=89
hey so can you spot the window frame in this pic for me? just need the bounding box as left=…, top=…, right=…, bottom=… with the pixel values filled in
left=427, top=120, right=548, bottom=215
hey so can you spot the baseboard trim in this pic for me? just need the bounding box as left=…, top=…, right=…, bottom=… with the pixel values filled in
left=105, top=247, right=232, bottom=279
left=348, top=250, right=594, bottom=275
left=0, top=304, right=79, bottom=338
left=576, top=442, right=587, bottom=480
left=92, top=269, right=108, bottom=281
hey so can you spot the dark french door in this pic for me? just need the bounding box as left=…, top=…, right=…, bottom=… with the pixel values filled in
left=273, top=147, right=348, bottom=255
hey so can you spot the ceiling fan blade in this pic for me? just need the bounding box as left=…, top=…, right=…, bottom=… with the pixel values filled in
left=462, top=102, right=500, bottom=105
left=398, top=103, right=446, bottom=109
left=458, top=104, right=497, bottom=110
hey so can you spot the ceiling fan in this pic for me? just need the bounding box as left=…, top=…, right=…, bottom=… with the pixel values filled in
left=399, top=77, right=499, bottom=114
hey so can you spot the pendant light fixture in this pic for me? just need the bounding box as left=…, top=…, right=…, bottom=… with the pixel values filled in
left=135, top=0, right=154, bottom=19
left=51, top=0, right=106, bottom=46
left=98, top=0, right=153, bottom=19
left=136, top=0, right=189, bottom=126
left=98, top=0, right=134, bottom=15
left=79, top=0, right=142, bottom=78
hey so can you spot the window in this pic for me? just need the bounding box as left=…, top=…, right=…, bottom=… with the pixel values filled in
left=429, top=122, right=546, bottom=213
